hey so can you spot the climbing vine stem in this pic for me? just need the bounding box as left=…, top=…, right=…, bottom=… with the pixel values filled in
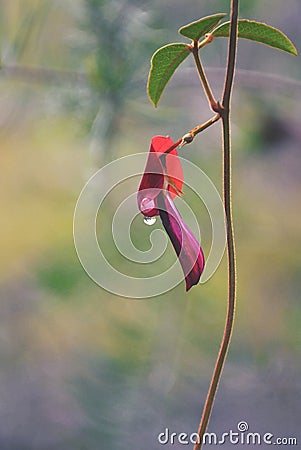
left=193, top=1, right=238, bottom=449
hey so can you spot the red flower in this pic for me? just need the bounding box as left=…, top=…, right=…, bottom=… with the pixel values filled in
left=137, top=136, right=205, bottom=291
left=137, top=135, right=183, bottom=216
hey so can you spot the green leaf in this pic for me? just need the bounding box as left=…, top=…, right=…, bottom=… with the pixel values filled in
left=147, top=43, right=190, bottom=107
left=179, top=13, right=227, bottom=41
left=212, top=19, right=297, bottom=55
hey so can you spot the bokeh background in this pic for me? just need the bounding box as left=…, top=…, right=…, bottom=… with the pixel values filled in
left=1, top=1, right=301, bottom=449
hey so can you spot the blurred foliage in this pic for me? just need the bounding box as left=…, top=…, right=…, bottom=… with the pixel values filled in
left=0, top=1, right=300, bottom=449
left=78, top=0, right=166, bottom=162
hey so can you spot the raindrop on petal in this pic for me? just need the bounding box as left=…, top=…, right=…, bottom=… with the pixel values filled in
left=141, top=197, right=155, bottom=212
left=143, top=216, right=156, bottom=226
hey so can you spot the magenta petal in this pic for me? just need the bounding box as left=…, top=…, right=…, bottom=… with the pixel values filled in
left=158, top=193, right=205, bottom=291
left=137, top=149, right=164, bottom=216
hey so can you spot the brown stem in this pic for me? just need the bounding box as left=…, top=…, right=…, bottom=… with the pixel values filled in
left=189, top=114, right=220, bottom=138
left=193, top=1, right=239, bottom=449
left=191, top=41, right=218, bottom=111
left=180, top=114, right=220, bottom=147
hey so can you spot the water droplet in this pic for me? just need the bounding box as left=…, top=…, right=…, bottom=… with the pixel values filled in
left=143, top=216, right=156, bottom=226
left=141, top=197, right=155, bottom=213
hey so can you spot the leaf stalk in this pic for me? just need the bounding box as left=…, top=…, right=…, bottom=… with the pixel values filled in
left=191, top=41, right=218, bottom=111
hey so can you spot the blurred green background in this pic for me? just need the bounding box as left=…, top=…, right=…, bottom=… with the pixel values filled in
left=1, top=1, right=300, bottom=449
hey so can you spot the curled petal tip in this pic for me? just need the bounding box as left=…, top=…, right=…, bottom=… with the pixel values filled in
left=185, top=247, right=205, bottom=291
